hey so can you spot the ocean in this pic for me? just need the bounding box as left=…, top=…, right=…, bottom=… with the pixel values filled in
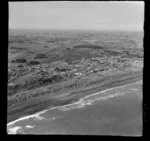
left=7, top=80, right=142, bottom=135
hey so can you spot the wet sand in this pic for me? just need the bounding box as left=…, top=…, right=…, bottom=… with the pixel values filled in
left=7, top=72, right=142, bottom=123
left=7, top=80, right=142, bottom=135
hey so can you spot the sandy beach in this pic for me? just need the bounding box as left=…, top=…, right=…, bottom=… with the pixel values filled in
left=7, top=79, right=142, bottom=135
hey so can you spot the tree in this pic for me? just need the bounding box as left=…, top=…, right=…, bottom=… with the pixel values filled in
left=34, top=54, right=47, bottom=59
left=27, top=60, right=40, bottom=65
left=11, top=58, right=27, bottom=63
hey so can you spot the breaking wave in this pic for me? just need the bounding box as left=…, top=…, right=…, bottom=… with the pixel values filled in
left=7, top=80, right=142, bottom=134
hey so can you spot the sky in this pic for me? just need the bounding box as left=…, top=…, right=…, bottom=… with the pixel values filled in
left=9, top=1, right=144, bottom=31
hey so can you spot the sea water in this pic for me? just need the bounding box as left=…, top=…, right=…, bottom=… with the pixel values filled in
left=7, top=80, right=142, bottom=135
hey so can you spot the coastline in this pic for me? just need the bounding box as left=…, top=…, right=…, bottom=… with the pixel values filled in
left=7, top=74, right=142, bottom=126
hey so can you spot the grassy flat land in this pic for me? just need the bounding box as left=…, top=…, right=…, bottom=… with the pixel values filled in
left=8, top=30, right=143, bottom=123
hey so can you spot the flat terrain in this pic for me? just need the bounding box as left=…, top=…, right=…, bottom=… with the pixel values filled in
left=8, top=30, right=143, bottom=124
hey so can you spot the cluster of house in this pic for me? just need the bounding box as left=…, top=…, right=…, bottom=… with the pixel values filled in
left=8, top=53, right=143, bottom=89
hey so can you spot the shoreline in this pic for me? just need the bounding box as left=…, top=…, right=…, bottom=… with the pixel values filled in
left=7, top=78, right=142, bottom=127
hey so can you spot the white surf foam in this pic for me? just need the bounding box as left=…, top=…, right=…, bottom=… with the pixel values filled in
left=77, top=80, right=142, bottom=102
left=59, top=92, right=123, bottom=111
left=135, top=80, right=142, bottom=84
left=7, top=80, right=142, bottom=127
left=130, top=88, right=139, bottom=91
left=58, top=83, right=140, bottom=111
left=7, top=126, right=24, bottom=134
left=7, top=109, right=48, bottom=127
left=25, top=125, right=35, bottom=128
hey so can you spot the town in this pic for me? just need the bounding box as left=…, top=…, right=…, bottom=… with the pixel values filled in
left=8, top=43, right=143, bottom=107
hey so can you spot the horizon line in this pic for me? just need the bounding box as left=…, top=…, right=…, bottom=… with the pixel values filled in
left=9, top=28, right=143, bottom=32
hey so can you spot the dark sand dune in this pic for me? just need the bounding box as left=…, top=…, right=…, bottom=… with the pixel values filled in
left=7, top=72, right=142, bottom=123
left=7, top=81, right=142, bottom=135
